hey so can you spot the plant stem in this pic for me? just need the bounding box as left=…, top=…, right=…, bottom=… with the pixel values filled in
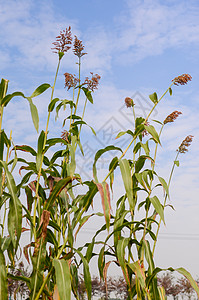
left=142, top=124, right=164, bottom=245
left=152, top=151, right=179, bottom=255
left=33, top=58, right=61, bottom=239
left=73, top=57, right=81, bottom=116
left=1, top=131, right=12, bottom=235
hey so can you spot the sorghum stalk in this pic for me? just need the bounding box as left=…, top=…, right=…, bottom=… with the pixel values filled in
left=152, top=150, right=179, bottom=256
left=33, top=58, right=61, bottom=239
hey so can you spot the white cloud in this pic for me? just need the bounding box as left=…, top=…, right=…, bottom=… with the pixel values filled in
left=114, top=0, right=199, bottom=64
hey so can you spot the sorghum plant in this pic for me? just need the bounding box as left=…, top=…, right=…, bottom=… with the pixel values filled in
left=0, top=26, right=198, bottom=300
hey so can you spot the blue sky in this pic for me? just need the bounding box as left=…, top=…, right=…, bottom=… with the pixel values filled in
left=1, top=0, right=199, bottom=277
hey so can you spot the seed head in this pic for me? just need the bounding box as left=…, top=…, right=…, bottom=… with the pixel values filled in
left=73, top=35, right=87, bottom=58
left=172, top=74, right=192, bottom=86
left=163, top=111, right=182, bottom=124
left=64, top=72, right=80, bottom=90
left=84, top=72, right=101, bottom=91
left=177, top=135, right=194, bottom=153
left=125, top=97, right=134, bottom=108
left=52, top=27, right=72, bottom=55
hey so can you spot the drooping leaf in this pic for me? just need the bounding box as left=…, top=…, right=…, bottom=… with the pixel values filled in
left=1, top=91, right=25, bottom=107
left=15, top=145, right=37, bottom=157
left=93, top=145, right=122, bottom=182
left=53, top=259, right=71, bottom=300
left=27, top=97, right=39, bottom=133
left=158, top=176, right=170, bottom=199
left=48, top=98, right=60, bottom=112
left=0, top=249, right=7, bottom=300
left=119, top=159, right=135, bottom=213
left=30, top=83, right=51, bottom=98
left=149, top=196, right=165, bottom=224
left=144, top=125, right=161, bottom=144
left=169, top=87, right=172, bottom=96
left=175, top=267, right=199, bottom=298
left=82, top=87, right=93, bottom=103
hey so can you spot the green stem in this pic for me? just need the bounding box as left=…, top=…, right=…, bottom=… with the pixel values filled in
left=142, top=124, right=164, bottom=258
left=78, top=97, right=87, bottom=140
left=1, top=130, right=12, bottom=235
left=152, top=151, right=179, bottom=255
left=33, top=58, right=61, bottom=239
left=145, top=82, right=174, bottom=123
left=73, top=57, right=81, bottom=116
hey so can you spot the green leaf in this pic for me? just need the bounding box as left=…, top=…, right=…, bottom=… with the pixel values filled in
left=145, top=125, right=161, bottom=144
left=86, top=240, right=95, bottom=263
left=1, top=237, right=11, bottom=252
left=30, top=83, right=51, bottom=98
left=81, top=181, right=98, bottom=211
left=158, top=176, right=170, bottom=199
left=53, top=259, right=71, bottom=300
left=0, top=161, right=22, bottom=249
left=169, top=87, right=172, bottom=96
left=150, top=196, right=165, bottom=224
left=98, top=247, right=105, bottom=279
left=93, top=145, right=122, bottom=182
left=119, top=159, right=135, bottom=213
left=96, top=182, right=111, bottom=231
left=27, top=97, right=39, bottom=132
left=149, top=92, right=158, bottom=104
left=48, top=97, right=60, bottom=112
left=0, top=249, right=7, bottom=300
left=117, top=238, right=130, bottom=286
left=174, top=160, right=179, bottom=167
left=36, top=131, right=45, bottom=172
left=75, top=249, right=92, bottom=300
left=143, top=240, right=155, bottom=275
left=115, top=131, right=126, bottom=139
left=82, top=87, right=93, bottom=103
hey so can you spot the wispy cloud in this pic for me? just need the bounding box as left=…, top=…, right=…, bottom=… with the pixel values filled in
left=114, top=0, right=199, bottom=64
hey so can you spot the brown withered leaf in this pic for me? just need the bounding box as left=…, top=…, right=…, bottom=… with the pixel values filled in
left=53, top=284, right=60, bottom=300
left=103, top=261, right=112, bottom=295
left=23, top=242, right=34, bottom=264
left=96, top=182, right=111, bottom=230
left=28, top=181, right=37, bottom=193
left=40, top=210, right=50, bottom=240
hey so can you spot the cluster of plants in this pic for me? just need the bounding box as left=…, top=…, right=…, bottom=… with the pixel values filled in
left=0, top=26, right=198, bottom=299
